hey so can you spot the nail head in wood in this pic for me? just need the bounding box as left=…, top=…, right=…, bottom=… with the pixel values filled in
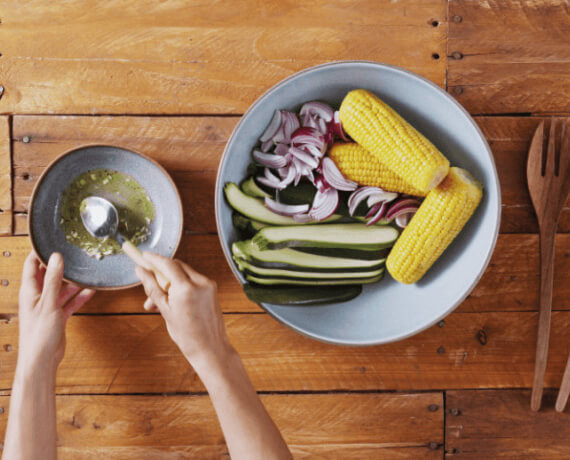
left=477, top=329, right=488, bottom=345
left=452, top=15, right=463, bottom=23
left=0, top=86, right=4, bottom=99
left=438, top=320, right=445, bottom=327
left=429, top=442, right=439, bottom=450
left=1, top=279, right=8, bottom=287
left=428, top=404, right=439, bottom=412
left=451, top=51, right=464, bottom=60
left=3, top=344, right=12, bottom=352
left=2, top=251, right=10, bottom=257
left=450, top=407, right=461, bottom=416
left=22, top=136, right=31, bottom=143
left=452, top=86, right=464, bottom=96
left=437, top=346, right=445, bottom=354
left=0, top=407, right=4, bottom=414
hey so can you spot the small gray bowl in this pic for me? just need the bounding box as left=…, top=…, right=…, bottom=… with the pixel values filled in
left=29, top=145, right=183, bottom=290
left=215, top=61, right=501, bottom=346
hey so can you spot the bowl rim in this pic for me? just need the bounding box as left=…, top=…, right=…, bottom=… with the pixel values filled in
left=28, top=143, right=184, bottom=291
left=215, top=60, right=502, bottom=345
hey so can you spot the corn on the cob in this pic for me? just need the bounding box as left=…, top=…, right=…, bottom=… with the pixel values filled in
left=386, top=167, right=482, bottom=284
left=339, top=89, right=450, bottom=193
left=329, top=142, right=426, bottom=197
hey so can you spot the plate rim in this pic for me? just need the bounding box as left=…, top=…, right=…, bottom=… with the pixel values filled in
left=29, top=143, right=184, bottom=290
left=215, top=60, right=502, bottom=346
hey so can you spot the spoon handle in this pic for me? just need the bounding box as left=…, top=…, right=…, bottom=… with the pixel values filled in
left=122, top=240, right=171, bottom=292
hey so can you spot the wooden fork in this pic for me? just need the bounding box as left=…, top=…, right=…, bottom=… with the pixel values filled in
left=526, top=118, right=570, bottom=412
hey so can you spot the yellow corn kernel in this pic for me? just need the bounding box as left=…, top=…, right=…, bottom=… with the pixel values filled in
left=386, top=167, right=482, bottom=284
left=329, top=142, right=426, bottom=197
left=339, top=89, right=450, bottom=193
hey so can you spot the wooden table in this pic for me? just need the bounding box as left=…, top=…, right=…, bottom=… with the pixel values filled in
left=0, top=1, right=569, bottom=458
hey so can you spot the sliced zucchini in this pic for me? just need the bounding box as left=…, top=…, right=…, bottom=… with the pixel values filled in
left=232, top=213, right=267, bottom=238
left=243, top=284, right=362, bottom=306
left=241, top=176, right=270, bottom=198
left=252, top=223, right=399, bottom=251
left=294, top=246, right=391, bottom=261
left=236, top=259, right=384, bottom=279
left=232, top=240, right=386, bottom=272
left=225, top=183, right=342, bottom=226
left=246, top=271, right=384, bottom=286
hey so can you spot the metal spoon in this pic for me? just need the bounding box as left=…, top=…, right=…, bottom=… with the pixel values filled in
left=80, top=196, right=170, bottom=291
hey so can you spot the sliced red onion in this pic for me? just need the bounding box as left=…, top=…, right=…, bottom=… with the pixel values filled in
left=385, top=199, right=422, bottom=221
left=281, top=111, right=300, bottom=142
left=331, top=111, right=349, bottom=141
left=314, top=175, right=328, bottom=193
left=365, top=203, right=382, bottom=219
left=303, top=143, right=326, bottom=159
left=291, top=127, right=325, bottom=149
left=367, top=202, right=389, bottom=226
left=303, top=114, right=320, bottom=131
left=321, top=157, right=357, bottom=191
left=300, top=102, right=334, bottom=123
left=317, top=117, right=328, bottom=135
left=259, top=110, right=282, bottom=143
left=277, top=165, right=296, bottom=188
left=264, top=196, right=309, bottom=216
left=256, top=168, right=286, bottom=190
left=348, top=187, right=388, bottom=216
left=395, top=212, right=415, bottom=228
left=367, top=191, right=398, bottom=207
left=309, top=187, right=339, bottom=221
left=289, top=146, right=319, bottom=169
left=260, top=138, right=274, bottom=153
left=271, top=126, right=285, bottom=145
left=274, top=143, right=289, bottom=156
left=253, top=149, right=288, bottom=169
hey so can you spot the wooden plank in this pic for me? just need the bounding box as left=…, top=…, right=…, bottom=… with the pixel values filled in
left=448, top=0, right=570, bottom=114
left=0, top=236, right=260, bottom=314
left=0, top=0, right=445, bottom=115
left=11, top=115, right=570, bottom=234
left=446, top=390, right=570, bottom=459
left=1, top=233, right=568, bottom=315
left=0, top=117, right=11, bottom=235
left=0, top=312, right=568, bottom=393
left=0, top=393, right=442, bottom=459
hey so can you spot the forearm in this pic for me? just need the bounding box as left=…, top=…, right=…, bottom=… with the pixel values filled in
left=2, top=362, right=58, bottom=460
left=192, top=348, right=292, bottom=460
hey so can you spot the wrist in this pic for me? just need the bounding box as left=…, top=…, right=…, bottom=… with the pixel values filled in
left=15, top=353, right=58, bottom=382
left=187, top=342, right=241, bottom=383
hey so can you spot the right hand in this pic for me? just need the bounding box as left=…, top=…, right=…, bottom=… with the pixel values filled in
left=135, top=253, right=233, bottom=369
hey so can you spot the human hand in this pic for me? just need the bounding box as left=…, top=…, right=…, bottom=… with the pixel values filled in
left=18, top=252, right=95, bottom=372
left=135, top=253, right=232, bottom=370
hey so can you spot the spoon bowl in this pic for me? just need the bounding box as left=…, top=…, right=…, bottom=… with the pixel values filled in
left=80, top=196, right=120, bottom=239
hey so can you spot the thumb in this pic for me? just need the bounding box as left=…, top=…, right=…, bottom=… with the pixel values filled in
left=40, top=253, right=64, bottom=309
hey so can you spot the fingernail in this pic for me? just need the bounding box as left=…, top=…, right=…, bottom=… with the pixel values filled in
left=48, top=252, right=63, bottom=268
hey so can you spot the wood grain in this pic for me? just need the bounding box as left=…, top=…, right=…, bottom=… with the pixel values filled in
left=0, top=393, right=443, bottom=459
left=446, top=390, right=570, bottom=458
left=11, top=115, right=570, bottom=234
left=1, top=233, right=569, bottom=315
left=0, top=312, right=568, bottom=393
left=448, top=0, right=570, bottom=114
left=0, top=117, right=11, bottom=235
left=0, top=0, right=445, bottom=115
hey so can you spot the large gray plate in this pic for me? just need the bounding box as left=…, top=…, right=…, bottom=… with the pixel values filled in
left=30, top=145, right=183, bottom=289
left=215, top=61, right=501, bottom=346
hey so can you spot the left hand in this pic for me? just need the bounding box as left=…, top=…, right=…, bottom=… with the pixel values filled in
left=17, top=252, right=95, bottom=371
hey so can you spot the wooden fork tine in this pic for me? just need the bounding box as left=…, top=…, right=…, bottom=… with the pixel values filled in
left=559, top=121, right=570, bottom=178
left=527, top=121, right=544, bottom=177
left=545, top=118, right=557, bottom=176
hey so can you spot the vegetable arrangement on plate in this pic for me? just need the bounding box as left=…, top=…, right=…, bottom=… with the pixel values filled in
left=224, top=89, right=482, bottom=306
